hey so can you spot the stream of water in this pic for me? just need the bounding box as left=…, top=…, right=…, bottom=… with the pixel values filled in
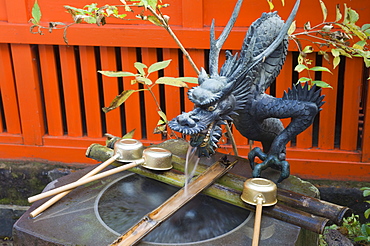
left=184, top=146, right=200, bottom=195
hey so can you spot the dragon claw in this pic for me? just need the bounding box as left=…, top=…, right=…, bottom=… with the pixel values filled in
left=248, top=147, right=290, bottom=183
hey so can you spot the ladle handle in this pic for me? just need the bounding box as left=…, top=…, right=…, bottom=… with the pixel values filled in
left=252, top=197, right=264, bottom=246
left=28, top=158, right=144, bottom=203
left=29, top=153, right=120, bottom=217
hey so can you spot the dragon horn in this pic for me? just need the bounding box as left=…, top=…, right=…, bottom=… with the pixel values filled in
left=198, top=67, right=208, bottom=85
left=209, top=0, right=244, bottom=77
left=251, top=0, right=300, bottom=63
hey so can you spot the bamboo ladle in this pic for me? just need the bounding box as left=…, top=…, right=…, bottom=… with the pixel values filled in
left=241, top=178, right=277, bottom=246
left=28, top=139, right=172, bottom=217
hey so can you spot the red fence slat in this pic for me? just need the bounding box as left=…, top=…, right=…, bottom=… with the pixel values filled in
left=100, top=46, right=123, bottom=137
left=340, top=58, right=362, bottom=151
left=11, top=44, right=44, bottom=145
left=79, top=46, right=103, bottom=138
left=120, top=47, right=143, bottom=139
left=59, top=45, right=83, bottom=137
left=0, top=44, right=21, bottom=134
left=141, top=48, right=161, bottom=141
left=318, top=58, right=339, bottom=149
left=39, top=45, right=64, bottom=136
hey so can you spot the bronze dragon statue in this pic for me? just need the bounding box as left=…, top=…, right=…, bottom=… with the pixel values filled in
left=168, top=0, right=325, bottom=182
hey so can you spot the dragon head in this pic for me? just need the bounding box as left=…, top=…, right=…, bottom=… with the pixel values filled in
left=168, top=69, right=241, bottom=157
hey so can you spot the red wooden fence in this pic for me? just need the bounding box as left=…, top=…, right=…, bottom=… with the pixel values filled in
left=0, top=0, right=369, bottom=181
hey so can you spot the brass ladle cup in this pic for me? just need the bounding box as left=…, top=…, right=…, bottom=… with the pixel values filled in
left=28, top=139, right=172, bottom=217
left=241, top=178, right=277, bottom=246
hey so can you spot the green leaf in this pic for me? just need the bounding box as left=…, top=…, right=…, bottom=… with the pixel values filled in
left=347, top=8, right=359, bottom=24
left=298, top=77, right=311, bottom=83
left=134, top=62, right=147, bottom=76
left=365, top=208, right=370, bottom=219
left=102, top=90, right=136, bottom=113
left=331, top=49, right=340, bottom=57
left=98, top=71, right=137, bottom=77
left=148, top=59, right=171, bottom=74
left=347, top=23, right=367, bottom=41
left=294, top=64, right=308, bottom=73
left=364, top=57, right=370, bottom=68
left=32, top=0, right=42, bottom=24
left=267, top=0, right=274, bottom=11
left=177, top=77, right=198, bottom=84
left=157, top=110, right=167, bottom=122
left=361, top=24, right=370, bottom=31
left=122, top=129, right=136, bottom=139
left=141, top=0, right=157, bottom=9
left=311, top=80, right=333, bottom=88
left=363, top=189, right=370, bottom=197
left=147, top=16, right=163, bottom=26
left=353, top=40, right=367, bottom=50
left=288, top=20, right=296, bottom=35
left=333, top=56, right=341, bottom=69
left=365, top=29, right=370, bottom=37
left=155, top=77, right=188, bottom=87
left=302, top=46, right=313, bottom=54
left=309, top=66, right=332, bottom=73
left=319, top=0, right=327, bottom=22
left=135, top=76, right=152, bottom=85
left=335, top=4, right=342, bottom=22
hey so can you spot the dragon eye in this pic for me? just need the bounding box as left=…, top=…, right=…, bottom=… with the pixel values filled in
left=207, top=105, right=216, bottom=111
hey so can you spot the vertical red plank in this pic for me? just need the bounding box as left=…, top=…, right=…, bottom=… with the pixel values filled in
left=38, top=45, right=64, bottom=136
left=183, top=49, right=204, bottom=112
left=276, top=52, right=293, bottom=128
left=318, top=58, right=338, bottom=149
left=121, top=47, right=142, bottom=139
left=0, top=44, right=21, bottom=134
left=11, top=44, right=44, bottom=145
left=100, top=46, right=122, bottom=137
left=141, top=48, right=161, bottom=141
left=4, top=0, right=28, bottom=23
left=361, top=72, right=370, bottom=162
left=79, top=46, right=102, bottom=138
left=162, top=48, right=182, bottom=122
left=59, top=45, right=83, bottom=137
left=296, top=54, right=316, bottom=148
left=340, top=58, right=362, bottom=151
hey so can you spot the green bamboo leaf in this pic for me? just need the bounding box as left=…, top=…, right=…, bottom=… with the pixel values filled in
left=343, top=4, right=348, bottom=24
left=309, top=66, right=332, bottom=73
left=148, top=59, right=171, bottom=74
left=102, top=90, right=136, bottom=113
left=364, top=57, right=370, bottom=68
left=347, top=23, right=367, bottom=41
left=98, top=71, right=137, bottom=77
left=335, top=4, right=342, bottom=22
left=177, top=77, right=198, bottom=84
left=311, top=80, right=333, bottom=89
left=294, top=64, right=308, bottom=73
left=32, top=0, right=42, bottom=24
left=333, top=56, right=340, bottom=69
left=141, top=0, right=157, bottom=9
left=134, top=62, right=147, bottom=76
left=155, top=77, right=188, bottom=87
left=319, top=0, right=327, bottom=22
